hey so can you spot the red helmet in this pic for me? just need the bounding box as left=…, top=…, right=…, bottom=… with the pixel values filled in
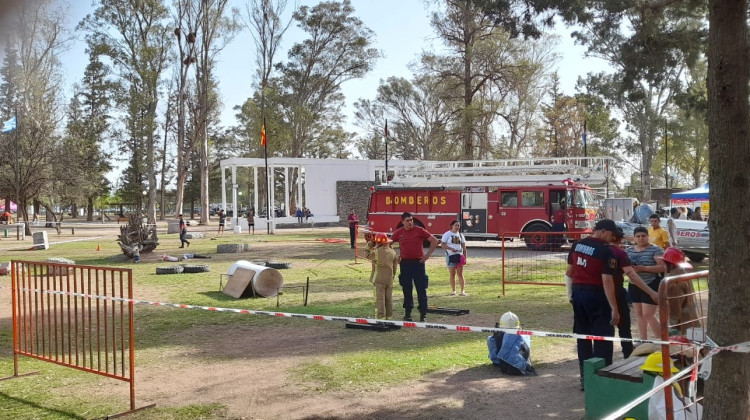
left=373, top=233, right=390, bottom=244
left=662, top=247, right=692, bottom=269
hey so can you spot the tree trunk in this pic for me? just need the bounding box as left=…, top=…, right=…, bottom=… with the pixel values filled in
left=87, top=197, right=94, bottom=222
left=33, top=198, right=40, bottom=222
left=21, top=199, right=32, bottom=236
left=117, top=213, right=159, bottom=256
left=160, top=95, right=172, bottom=221
left=146, top=99, right=158, bottom=225
left=704, top=0, right=750, bottom=417
left=200, top=131, right=209, bottom=225
left=176, top=171, right=187, bottom=217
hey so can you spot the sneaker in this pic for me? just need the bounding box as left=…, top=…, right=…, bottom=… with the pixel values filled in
left=448, top=291, right=457, bottom=296
left=459, top=291, right=467, bottom=296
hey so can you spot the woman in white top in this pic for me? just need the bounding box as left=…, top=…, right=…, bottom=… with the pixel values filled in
left=440, top=219, right=467, bottom=296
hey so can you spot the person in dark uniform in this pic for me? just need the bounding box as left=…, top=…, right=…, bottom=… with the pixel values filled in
left=391, top=212, right=439, bottom=322
left=566, top=218, right=620, bottom=390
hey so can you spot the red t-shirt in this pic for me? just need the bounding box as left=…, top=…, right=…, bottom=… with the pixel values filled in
left=391, top=226, right=432, bottom=259
left=567, top=236, right=616, bottom=287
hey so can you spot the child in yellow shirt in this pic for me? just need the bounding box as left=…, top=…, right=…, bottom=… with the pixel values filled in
left=647, top=214, right=670, bottom=249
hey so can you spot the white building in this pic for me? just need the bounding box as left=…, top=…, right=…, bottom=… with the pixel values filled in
left=218, top=157, right=415, bottom=231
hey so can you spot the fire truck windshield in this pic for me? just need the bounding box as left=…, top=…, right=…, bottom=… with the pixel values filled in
left=572, top=188, right=598, bottom=209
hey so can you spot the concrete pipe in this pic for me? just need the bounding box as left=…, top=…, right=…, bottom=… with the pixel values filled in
left=223, top=260, right=284, bottom=299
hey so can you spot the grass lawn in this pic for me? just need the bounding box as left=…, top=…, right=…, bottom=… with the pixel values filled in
left=0, top=227, right=578, bottom=419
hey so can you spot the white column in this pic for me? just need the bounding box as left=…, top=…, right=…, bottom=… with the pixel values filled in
left=231, top=166, right=238, bottom=226
left=253, top=167, right=259, bottom=213
left=269, top=165, right=275, bottom=217
left=284, top=166, right=290, bottom=217
left=297, top=166, right=303, bottom=209
left=268, top=165, right=276, bottom=233
left=221, top=166, right=227, bottom=216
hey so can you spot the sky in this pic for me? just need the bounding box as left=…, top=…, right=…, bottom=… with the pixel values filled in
left=59, top=0, right=611, bottom=137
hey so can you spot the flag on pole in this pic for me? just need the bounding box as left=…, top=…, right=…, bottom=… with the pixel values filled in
left=582, top=120, right=587, bottom=146
left=1, top=116, right=16, bottom=133
left=260, top=122, right=267, bottom=147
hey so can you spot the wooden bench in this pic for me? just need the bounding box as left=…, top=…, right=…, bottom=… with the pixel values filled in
left=584, top=356, right=654, bottom=419
left=596, top=356, right=646, bottom=383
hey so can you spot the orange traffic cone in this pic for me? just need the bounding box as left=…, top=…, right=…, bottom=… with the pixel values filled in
left=96, top=243, right=102, bottom=251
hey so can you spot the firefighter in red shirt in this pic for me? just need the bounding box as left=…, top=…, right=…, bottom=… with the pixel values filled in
left=566, top=218, right=620, bottom=391
left=391, top=212, right=439, bottom=322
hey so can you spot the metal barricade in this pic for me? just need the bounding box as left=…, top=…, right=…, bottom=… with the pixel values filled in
left=1, top=260, right=153, bottom=417
left=500, top=231, right=586, bottom=295
left=658, top=270, right=709, bottom=420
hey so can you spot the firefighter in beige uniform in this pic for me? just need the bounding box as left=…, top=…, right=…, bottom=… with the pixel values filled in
left=366, top=233, right=399, bottom=319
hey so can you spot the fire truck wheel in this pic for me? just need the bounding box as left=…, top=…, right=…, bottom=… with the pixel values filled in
left=523, top=224, right=551, bottom=251
left=684, top=252, right=706, bottom=263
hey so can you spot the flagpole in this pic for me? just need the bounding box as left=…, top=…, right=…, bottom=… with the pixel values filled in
left=384, top=119, right=388, bottom=184
left=664, top=121, right=669, bottom=189
left=14, top=109, right=19, bottom=218
left=263, top=117, right=271, bottom=234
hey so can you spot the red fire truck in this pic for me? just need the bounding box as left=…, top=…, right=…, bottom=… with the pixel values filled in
left=366, top=157, right=611, bottom=250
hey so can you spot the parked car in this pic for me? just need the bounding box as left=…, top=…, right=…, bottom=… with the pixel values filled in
left=615, top=218, right=709, bottom=262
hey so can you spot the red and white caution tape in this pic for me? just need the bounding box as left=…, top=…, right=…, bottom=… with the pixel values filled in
left=10, top=286, right=750, bottom=354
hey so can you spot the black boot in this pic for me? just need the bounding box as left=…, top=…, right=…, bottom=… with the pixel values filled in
left=402, top=309, right=412, bottom=322
left=186, top=241, right=190, bottom=248
left=419, top=313, right=426, bottom=322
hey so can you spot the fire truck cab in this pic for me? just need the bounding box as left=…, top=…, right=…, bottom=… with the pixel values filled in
left=366, top=157, right=611, bottom=250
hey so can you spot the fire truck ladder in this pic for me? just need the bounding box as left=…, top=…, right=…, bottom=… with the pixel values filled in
left=389, top=156, right=614, bottom=187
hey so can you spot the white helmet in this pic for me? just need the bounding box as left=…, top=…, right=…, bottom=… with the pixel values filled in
left=499, top=311, right=520, bottom=329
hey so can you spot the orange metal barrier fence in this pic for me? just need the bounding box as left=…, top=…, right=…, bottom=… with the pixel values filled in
left=658, top=270, right=709, bottom=420
left=500, top=231, right=587, bottom=295
left=1, top=260, right=153, bottom=417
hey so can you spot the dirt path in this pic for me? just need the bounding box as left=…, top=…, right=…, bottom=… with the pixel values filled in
left=130, top=324, right=585, bottom=419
